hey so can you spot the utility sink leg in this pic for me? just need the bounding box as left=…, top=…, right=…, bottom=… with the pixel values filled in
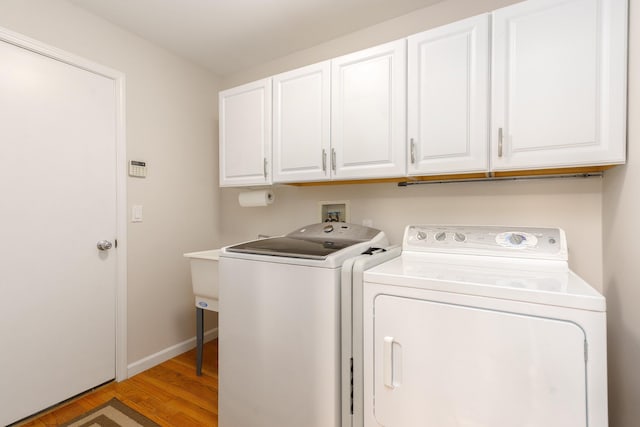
left=196, top=307, right=203, bottom=376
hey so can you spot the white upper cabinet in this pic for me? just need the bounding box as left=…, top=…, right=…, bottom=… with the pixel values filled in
left=218, top=0, right=628, bottom=187
left=272, top=61, right=331, bottom=183
left=407, top=14, right=490, bottom=176
left=491, top=0, right=628, bottom=171
left=331, top=40, right=407, bottom=180
left=219, top=78, right=272, bottom=187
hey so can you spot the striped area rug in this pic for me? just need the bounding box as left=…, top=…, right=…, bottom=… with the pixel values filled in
left=60, top=398, right=160, bottom=427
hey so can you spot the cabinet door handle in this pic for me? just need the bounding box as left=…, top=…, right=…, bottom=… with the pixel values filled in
left=410, top=138, right=416, bottom=164
left=322, top=149, right=327, bottom=172
left=331, top=148, right=336, bottom=172
left=263, top=157, right=268, bottom=179
left=498, top=128, right=503, bottom=158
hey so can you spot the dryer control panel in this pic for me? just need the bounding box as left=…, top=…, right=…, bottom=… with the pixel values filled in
left=404, top=225, right=567, bottom=260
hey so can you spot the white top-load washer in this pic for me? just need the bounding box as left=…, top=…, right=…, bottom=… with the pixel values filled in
left=349, top=225, right=607, bottom=427
left=218, top=222, right=389, bottom=427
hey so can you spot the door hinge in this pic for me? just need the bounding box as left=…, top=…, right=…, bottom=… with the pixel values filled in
left=350, top=357, right=354, bottom=415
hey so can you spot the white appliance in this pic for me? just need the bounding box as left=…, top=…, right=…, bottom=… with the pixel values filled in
left=349, top=225, right=607, bottom=427
left=219, top=222, right=389, bottom=427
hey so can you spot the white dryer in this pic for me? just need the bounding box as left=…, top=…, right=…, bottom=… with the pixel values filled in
left=352, top=225, right=607, bottom=427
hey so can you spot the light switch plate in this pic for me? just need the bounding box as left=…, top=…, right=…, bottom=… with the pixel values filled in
left=132, top=205, right=143, bottom=222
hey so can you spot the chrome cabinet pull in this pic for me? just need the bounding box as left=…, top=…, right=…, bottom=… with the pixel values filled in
left=498, top=128, right=503, bottom=158
left=322, top=149, right=327, bottom=172
left=331, top=148, right=336, bottom=172
left=263, top=157, right=268, bottom=179
left=410, top=138, right=416, bottom=164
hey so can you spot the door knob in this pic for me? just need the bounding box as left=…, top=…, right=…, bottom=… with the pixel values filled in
left=96, top=240, right=113, bottom=251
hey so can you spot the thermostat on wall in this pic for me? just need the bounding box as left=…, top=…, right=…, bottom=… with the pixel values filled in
left=129, top=160, right=147, bottom=178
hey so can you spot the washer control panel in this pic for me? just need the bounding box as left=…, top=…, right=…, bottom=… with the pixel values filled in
left=404, top=225, right=567, bottom=260
left=291, top=222, right=382, bottom=241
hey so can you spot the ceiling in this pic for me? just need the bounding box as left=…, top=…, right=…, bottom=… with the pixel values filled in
left=70, top=0, right=444, bottom=76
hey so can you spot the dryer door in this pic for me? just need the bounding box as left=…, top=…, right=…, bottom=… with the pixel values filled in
left=368, top=294, right=587, bottom=427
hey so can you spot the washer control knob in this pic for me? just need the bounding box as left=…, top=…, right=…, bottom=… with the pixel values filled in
left=323, top=224, right=334, bottom=233
left=416, top=231, right=427, bottom=240
left=454, top=232, right=466, bottom=242
left=435, top=231, right=446, bottom=241
left=509, top=233, right=525, bottom=245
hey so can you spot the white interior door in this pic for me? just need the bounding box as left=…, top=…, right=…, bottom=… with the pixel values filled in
left=0, top=37, right=118, bottom=425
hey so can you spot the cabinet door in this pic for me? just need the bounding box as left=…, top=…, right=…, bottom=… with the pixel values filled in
left=491, top=0, right=627, bottom=171
left=273, top=61, right=331, bottom=183
left=407, top=14, right=490, bottom=176
left=331, top=40, right=407, bottom=180
left=219, top=78, right=272, bottom=186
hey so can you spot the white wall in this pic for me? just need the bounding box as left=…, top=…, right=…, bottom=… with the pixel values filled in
left=603, top=0, right=640, bottom=426
left=0, top=0, right=220, bottom=365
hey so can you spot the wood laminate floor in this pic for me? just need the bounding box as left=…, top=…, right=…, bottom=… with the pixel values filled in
left=17, top=339, right=218, bottom=426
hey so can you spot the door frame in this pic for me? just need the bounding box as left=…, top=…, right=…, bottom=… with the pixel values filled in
left=0, top=26, right=128, bottom=381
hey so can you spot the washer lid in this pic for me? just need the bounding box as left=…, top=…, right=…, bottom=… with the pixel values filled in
left=226, top=236, right=357, bottom=260
left=225, top=222, right=384, bottom=260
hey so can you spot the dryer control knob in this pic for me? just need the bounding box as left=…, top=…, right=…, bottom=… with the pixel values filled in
left=323, top=224, right=334, bottom=233
left=435, top=231, right=446, bottom=241
left=454, top=232, right=466, bottom=242
left=416, top=231, right=427, bottom=240
left=509, top=233, right=525, bottom=245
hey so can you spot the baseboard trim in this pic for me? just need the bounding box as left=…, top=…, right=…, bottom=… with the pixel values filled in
left=126, top=328, right=218, bottom=378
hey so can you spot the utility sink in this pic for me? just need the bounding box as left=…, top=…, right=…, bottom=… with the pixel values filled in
left=184, top=249, right=220, bottom=312
left=184, top=248, right=220, bottom=376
